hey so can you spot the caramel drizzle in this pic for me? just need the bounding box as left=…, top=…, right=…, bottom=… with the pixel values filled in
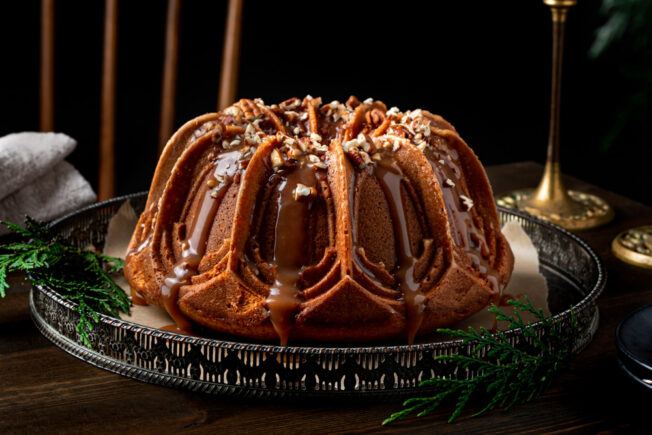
left=346, top=153, right=425, bottom=343
left=265, top=157, right=320, bottom=345
left=160, top=150, right=240, bottom=333
left=130, top=288, right=148, bottom=306
left=372, top=157, right=424, bottom=344
left=127, top=229, right=151, bottom=306
left=128, top=232, right=153, bottom=258
left=424, top=147, right=501, bottom=293
left=347, top=145, right=500, bottom=343
left=347, top=159, right=383, bottom=285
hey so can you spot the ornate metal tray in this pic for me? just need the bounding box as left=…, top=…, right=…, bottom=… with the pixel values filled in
left=29, top=193, right=605, bottom=398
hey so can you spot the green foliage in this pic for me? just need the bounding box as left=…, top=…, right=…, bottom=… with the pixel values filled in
left=0, top=217, right=130, bottom=347
left=383, top=298, right=576, bottom=425
left=590, top=0, right=652, bottom=151
left=590, top=0, right=652, bottom=59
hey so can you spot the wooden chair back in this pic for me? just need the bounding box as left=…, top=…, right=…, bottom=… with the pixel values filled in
left=39, top=0, right=244, bottom=201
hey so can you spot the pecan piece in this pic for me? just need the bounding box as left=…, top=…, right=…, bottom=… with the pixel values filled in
left=346, top=95, right=361, bottom=109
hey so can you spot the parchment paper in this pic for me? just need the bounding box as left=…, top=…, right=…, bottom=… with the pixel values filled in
left=105, top=200, right=550, bottom=334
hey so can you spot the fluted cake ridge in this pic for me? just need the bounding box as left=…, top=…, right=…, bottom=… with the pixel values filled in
left=124, top=96, right=514, bottom=345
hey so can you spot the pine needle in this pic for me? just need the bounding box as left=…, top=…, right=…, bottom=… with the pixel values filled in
left=0, top=217, right=130, bottom=348
left=382, top=298, right=577, bottom=426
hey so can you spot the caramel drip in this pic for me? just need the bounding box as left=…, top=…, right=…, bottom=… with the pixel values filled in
left=347, top=158, right=384, bottom=285
left=265, top=157, right=321, bottom=345
left=347, top=155, right=424, bottom=341
left=160, top=150, right=240, bottom=333
left=130, top=288, right=148, bottom=306
left=424, top=149, right=501, bottom=293
left=372, top=157, right=424, bottom=344
left=128, top=232, right=153, bottom=258
left=498, top=292, right=515, bottom=306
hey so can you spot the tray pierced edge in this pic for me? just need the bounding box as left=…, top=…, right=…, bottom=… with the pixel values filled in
left=29, top=289, right=600, bottom=397
left=32, top=192, right=606, bottom=356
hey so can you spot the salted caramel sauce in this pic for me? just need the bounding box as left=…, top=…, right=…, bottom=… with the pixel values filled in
left=130, top=288, right=148, bottom=306
left=423, top=147, right=502, bottom=294
left=343, top=142, right=429, bottom=343
left=343, top=142, right=423, bottom=342
left=371, top=155, right=424, bottom=344
left=160, top=149, right=240, bottom=333
left=498, top=292, right=515, bottom=306
left=346, top=158, right=386, bottom=286
left=265, top=156, right=321, bottom=345
left=128, top=232, right=153, bottom=258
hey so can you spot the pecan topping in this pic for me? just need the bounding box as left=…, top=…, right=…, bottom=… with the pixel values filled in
left=346, top=95, right=361, bottom=109
left=365, top=108, right=386, bottom=127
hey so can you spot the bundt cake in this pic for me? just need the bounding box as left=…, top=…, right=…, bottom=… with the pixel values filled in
left=124, top=96, right=514, bottom=345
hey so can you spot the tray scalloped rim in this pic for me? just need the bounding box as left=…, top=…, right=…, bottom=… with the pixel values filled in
left=27, top=193, right=606, bottom=397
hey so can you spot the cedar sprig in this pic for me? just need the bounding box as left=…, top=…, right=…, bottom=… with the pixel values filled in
left=0, top=217, right=130, bottom=347
left=383, top=297, right=576, bottom=425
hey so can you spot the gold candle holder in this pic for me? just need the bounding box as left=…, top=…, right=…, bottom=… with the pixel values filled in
left=612, top=226, right=652, bottom=270
left=496, top=0, right=614, bottom=231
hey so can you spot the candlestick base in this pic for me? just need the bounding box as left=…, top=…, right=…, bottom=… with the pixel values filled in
left=496, top=189, right=614, bottom=230
left=612, top=226, right=652, bottom=269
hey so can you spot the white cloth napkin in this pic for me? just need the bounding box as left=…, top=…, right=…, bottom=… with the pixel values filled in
left=0, top=132, right=96, bottom=235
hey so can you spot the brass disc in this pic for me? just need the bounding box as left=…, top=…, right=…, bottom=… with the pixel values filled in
left=496, top=189, right=614, bottom=231
left=612, top=226, right=652, bottom=270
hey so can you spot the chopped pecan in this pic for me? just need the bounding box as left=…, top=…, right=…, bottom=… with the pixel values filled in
left=346, top=95, right=361, bottom=109
left=346, top=149, right=366, bottom=168
left=365, top=108, right=386, bottom=127
left=279, top=97, right=301, bottom=110
left=270, top=149, right=284, bottom=170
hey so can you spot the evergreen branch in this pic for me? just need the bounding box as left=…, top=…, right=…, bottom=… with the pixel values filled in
left=383, top=297, right=577, bottom=426
left=0, top=262, right=8, bottom=298
left=0, top=218, right=130, bottom=348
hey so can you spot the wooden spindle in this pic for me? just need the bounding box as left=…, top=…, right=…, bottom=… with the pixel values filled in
left=217, top=0, right=243, bottom=110
left=158, top=0, right=181, bottom=155
left=98, top=0, right=118, bottom=201
left=40, top=0, right=55, bottom=132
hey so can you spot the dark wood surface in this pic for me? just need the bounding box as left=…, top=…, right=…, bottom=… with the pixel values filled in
left=2, top=161, right=652, bottom=434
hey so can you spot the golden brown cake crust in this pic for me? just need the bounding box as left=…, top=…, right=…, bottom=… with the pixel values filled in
left=124, top=96, right=514, bottom=344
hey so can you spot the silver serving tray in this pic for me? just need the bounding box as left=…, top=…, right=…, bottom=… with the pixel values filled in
left=29, top=193, right=605, bottom=398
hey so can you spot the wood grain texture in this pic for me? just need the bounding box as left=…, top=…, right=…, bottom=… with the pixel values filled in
left=39, top=0, right=55, bottom=132
left=2, top=162, right=652, bottom=433
left=98, top=0, right=118, bottom=201
left=217, top=0, right=243, bottom=110
left=158, top=0, right=181, bottom=155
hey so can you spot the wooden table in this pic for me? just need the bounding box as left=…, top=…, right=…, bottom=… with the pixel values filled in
left=2, top=161, right=652, bottom=433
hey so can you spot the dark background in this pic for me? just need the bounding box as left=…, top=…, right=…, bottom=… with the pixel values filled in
left=1, top=0, right=650, bottom=205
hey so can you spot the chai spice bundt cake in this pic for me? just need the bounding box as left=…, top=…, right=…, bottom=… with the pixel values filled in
left=124, top=96, right=514, bottom=345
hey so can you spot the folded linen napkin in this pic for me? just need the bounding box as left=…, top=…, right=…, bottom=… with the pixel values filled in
left=0, top=132, right=96, bottom=235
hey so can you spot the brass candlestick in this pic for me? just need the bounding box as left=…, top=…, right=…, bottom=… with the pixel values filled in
left=496, top=0, right=614, bottom=230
